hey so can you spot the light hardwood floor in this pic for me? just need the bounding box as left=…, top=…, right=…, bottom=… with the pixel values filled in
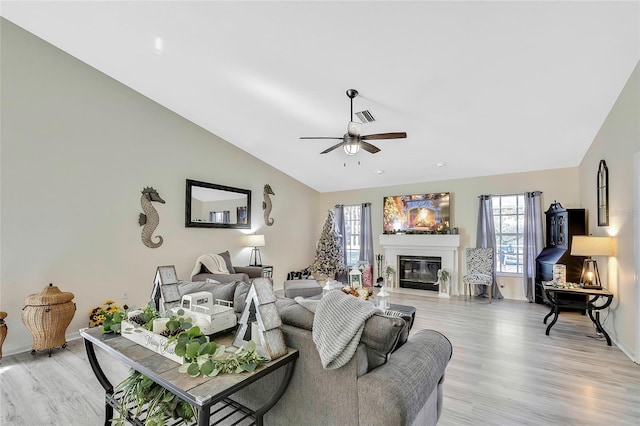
left=1, top=292, right=639, bottom=425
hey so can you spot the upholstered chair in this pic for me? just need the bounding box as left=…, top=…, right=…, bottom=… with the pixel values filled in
left=463, top=247, right=495, bottom=303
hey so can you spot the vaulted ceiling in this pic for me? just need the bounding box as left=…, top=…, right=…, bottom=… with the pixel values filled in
left=2, top=1, right=639, bottom=192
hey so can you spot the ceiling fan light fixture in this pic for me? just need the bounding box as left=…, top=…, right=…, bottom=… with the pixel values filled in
left=343, top=141, right=360, bottom=156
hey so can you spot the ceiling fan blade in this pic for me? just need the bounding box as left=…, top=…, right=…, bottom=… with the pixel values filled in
left=360, top=141, right=381, bottom=154
left=320, top=141, right=345, bottom=154
left=300, top=136, right=343, bottom=140
left=361, top=132, right=407, bottom=140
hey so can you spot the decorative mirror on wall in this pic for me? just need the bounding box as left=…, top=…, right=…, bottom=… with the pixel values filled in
left=185, top=179, right=251, bottom=229
left=597, top=160, right=609, bottom=226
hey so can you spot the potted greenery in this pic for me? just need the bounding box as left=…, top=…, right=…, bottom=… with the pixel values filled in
left=437, top=269, right=450, bottom=293
left=113, top=316, right=267, bottom=425
left=384, top=265, right=396, bottom=288
left=112, top=370, right=197, bottom=426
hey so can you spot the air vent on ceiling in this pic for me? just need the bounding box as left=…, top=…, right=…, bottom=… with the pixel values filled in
left=355, top=110, right=376, bottom=123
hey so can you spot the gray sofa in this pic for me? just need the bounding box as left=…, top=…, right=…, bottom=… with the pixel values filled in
left=172, top=279, right=452, bottom=425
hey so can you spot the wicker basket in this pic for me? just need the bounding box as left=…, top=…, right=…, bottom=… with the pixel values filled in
left=22, top=283, right=75, bottom=356
left=0, top=311, right=7, bottom=360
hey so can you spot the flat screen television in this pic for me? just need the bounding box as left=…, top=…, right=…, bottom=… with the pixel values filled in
left=383, top=192, right=450, bottom=233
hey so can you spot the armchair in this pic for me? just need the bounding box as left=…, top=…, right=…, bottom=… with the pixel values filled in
left=463, top=247, right=495, bottom=303
left=191, top=251, right=263, bottom=284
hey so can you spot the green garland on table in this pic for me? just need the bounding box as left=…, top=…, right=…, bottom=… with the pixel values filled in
left=111, top=370, right=197, bottom=426
left=113, top=325, right=267, bottom=425
left=171, top=326, right=267, bottom=378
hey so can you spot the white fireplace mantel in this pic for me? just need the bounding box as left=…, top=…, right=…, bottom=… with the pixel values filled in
left=379, top=234, right=460, bottom=297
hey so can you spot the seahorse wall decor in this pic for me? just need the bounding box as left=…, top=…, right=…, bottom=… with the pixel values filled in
left=139, top=186, right=165, bottom=248
left=263, top=184, right=275, bottom=226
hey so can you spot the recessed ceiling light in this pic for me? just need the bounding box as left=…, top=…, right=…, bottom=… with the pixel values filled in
left=436, top=162, right=446, bottom=168
left=154, top=37, right=164, bottom=54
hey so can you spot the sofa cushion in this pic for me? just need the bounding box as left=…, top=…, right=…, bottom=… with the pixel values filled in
left=382, top=310, right=412, bottom=350
left=361, top=313, right=408, bottom=370
left=192, top=272, right=251, bottom=285
left=278, top=298, right=314, bottom=330
left=277, top=296, right=407, bottom=371
left=177, top=280, right=238, bottom=305
left=218, top=250, right=236, bottom=274
left=233, top=281, right=252, bottom=313
left=283, top=280, right=323, bottom=298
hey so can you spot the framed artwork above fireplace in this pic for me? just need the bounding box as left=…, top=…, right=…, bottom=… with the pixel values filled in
left=383, top=192, right=450, bottom=233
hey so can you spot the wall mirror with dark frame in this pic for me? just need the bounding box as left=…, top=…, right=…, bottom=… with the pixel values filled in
left=185, top=179, right=251, bottom=228
left=597, top=160, right=609, bottom=227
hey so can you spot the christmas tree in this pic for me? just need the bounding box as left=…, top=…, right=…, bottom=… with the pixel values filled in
left=310, top=210, right=345, bottom=279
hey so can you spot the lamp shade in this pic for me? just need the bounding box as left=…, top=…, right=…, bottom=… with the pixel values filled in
left=343, top=141, right=360, bottom=156
left=245, top=234, right=265, bottom=248
left=571, top=236, right=614, bottom=257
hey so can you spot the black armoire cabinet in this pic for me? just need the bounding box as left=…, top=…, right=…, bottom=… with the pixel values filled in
left=535, top=202, right=587, bottom=305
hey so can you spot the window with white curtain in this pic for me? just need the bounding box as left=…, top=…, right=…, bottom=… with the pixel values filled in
left=492, top=194, right=525, bottom=274
left=343, top=204, right=361, bottom=266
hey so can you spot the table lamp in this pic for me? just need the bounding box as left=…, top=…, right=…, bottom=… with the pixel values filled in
left=245, top=234, right=265, bottom=266
left=570, top=236, right=614, bottom=289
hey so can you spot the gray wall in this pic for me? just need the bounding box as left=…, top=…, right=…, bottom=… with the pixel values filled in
left=317, top=167, right=581, bottom=300
left=0, top=19, right=319, bottom=354
left=578, top=61, right=640, bottom=361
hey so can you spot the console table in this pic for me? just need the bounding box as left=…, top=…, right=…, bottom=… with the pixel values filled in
left=81, top=327, right=298, bottom=425
left=543, top=285, right=614, bottom=345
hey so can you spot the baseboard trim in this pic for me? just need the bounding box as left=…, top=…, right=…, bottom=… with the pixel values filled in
left=2, top=331, right=82, bottom=358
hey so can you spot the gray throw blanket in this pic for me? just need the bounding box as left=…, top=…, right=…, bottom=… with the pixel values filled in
left=296, top=290, right=380, bottom=370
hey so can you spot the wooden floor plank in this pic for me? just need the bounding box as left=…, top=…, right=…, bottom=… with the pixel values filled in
left=0, top=291, right=638, bottom=425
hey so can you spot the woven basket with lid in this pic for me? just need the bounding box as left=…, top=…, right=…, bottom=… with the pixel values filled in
left=0, top=311, right=7, bottom=360
left=22, top=283, right=75, bottom=355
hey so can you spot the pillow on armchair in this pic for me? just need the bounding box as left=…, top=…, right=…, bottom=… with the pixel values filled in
left=191, top=252, right=263, bottom=284
left=217, top=251, right=236, bottom=274
left=203, top=251, right=261, bottom=279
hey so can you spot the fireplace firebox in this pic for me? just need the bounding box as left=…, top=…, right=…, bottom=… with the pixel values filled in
left=399, top=255, right=442, bottom=291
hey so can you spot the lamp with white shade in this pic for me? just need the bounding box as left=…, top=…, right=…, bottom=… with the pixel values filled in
left=570, top=235, right=615, bottom=289
left=245, top=234, right=265, bottom=266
